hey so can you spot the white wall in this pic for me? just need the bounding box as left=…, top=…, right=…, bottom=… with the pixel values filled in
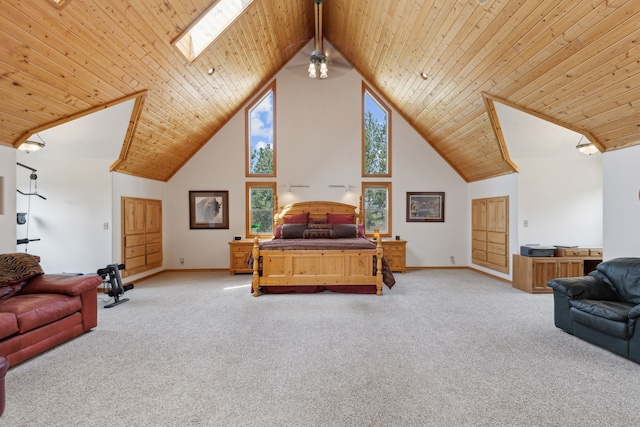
left=164, top=43, right=469, bottom=270
left=495, top=103, right=603, bottom=250
left=602, top=145, right=640, bottom=259
left=0, top=146, right=17, bottom=254
left=15, top=154, right=113, bottom=273
left=9, top=99, right=133, bottom=274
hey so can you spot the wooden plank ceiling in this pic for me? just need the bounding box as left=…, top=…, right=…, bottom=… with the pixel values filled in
left=1, top=0, right=639, bottom=182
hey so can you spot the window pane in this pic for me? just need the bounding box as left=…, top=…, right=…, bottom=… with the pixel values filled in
left=363, top=89, right=389, bottom=176
left=248, top=89, right=274, bottom=175
left=249, top=187, right=274, bottom=234
left=364, top=186, right=389, bottom=234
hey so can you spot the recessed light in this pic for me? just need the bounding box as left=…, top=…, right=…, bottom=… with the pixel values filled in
left=476, top=0, right=488, bottom=4
left=419, top=72, right=428, bottom=80
left=207, top=67, right=215, bottom=76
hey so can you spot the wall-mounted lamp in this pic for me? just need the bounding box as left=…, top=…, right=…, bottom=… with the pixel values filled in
left=329, top=184, right=355, bottom=192
left=285, top=184, right=309, bottom=192
left=576, top=136, right=599, bottom=155
left=18, top=135, right=46, bottom=153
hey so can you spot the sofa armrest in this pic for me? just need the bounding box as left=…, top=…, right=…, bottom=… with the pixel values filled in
left=20, top=274, right=102, bottom=296
left=547, top=275, right=619, bottom=301
left=629, top=304, right=640, bottom=320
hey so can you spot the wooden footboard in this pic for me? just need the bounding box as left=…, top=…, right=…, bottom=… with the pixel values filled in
left=252, top=237, right=383, bottom=297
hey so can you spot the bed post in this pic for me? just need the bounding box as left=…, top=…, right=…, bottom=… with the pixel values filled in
left=376, top=238, right=383, bottom=296
left=357, top=195, right=364, bottom=224
left=252, top=236, right=260, bottom=297
left=272, top=195, right=280, bottom=231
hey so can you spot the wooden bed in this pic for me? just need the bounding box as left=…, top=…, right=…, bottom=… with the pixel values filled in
left=251, top=198, right=386, bottom=297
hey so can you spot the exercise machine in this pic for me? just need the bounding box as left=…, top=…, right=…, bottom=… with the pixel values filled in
left=97, top=263, right=134, bottom=308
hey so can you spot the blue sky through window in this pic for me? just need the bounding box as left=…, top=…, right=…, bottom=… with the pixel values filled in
left=249, top=91, right=274, bottom=171
left=365, top=92, right=387, bottom=127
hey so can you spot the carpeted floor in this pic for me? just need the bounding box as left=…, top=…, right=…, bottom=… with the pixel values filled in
left=4, top=269, right=640, bottom=426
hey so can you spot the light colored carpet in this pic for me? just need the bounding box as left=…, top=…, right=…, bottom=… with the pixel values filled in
left=4, top=269, right=640, bottom=426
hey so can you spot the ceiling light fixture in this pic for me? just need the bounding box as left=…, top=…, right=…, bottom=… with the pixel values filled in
left=18, top=134, right=46, bottom=153
left=476, top=0, right=488, bottom=5
left=420, top=72, right=428, bottom=80
left=207, top=67, right=215, bottom=76
left=309, top=0, right=328, bottom=79
left=576, top=136, right=599, bottom=155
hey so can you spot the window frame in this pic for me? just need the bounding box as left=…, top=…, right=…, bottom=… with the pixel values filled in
left=362, top=82, right=392, bottom=177
left=246, top=181, right=277, bottom=238
left=245, top=82, right=277, bottom=177
left=361, top=181, right=392, bottom=238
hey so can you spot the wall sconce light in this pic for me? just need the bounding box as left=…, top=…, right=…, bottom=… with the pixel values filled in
left=18, top=135, right=46, bottom=153
left=576, top=136, right=599, bottom=155
left=329, top=184, right=355, bottom=192
left=285, top=184, right=309, bottom=192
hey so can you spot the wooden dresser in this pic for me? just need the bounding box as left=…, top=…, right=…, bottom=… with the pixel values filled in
left=121, top=197, right=162, bottom=278
left=512, top=247, right=602, bottom=294
left=380, top=239, right=407, bottom=273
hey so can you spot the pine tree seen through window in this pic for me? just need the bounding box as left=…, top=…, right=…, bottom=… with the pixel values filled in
left=363, top=84, right=391, bottom=177
left=246, top=182, right=275, bottom=237
left=247, top=83, right=275, bottom=176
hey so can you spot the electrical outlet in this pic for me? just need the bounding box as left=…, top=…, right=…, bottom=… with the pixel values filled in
left=180, top=258, right=184, bottom=264
left=450, top=256, right=455, bottom=265
left=524, top=220, right=529, bottom=227
left=103, top=222, right=109, bottom=230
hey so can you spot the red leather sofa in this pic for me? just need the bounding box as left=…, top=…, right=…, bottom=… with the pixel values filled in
left=0, top=253, right=102, bottom=367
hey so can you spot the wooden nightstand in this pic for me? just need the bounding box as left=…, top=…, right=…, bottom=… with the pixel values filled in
left=380, top=239, right=407, bottom=273
left=228, top=240, right=255, bottom=275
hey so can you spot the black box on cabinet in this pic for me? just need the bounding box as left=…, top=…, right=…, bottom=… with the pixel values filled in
left=520, top=245, right=555, bottom=257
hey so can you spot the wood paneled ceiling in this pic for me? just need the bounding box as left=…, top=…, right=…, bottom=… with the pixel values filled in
left=1, top=0, right=639, bottom=182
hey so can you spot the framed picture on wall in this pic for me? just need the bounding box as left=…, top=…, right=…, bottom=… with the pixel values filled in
left=406, top=192, right=445, bottom=222
left=189, top=190, right=229, bottom=229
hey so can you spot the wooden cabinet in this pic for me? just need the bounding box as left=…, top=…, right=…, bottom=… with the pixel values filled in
left=472, top=196, right=509, bottom=274
left=229, top=240, right=255, bottom=274
left=512, top=250, right=602, bottom=294
left=380, top=239, right=407, bottom=273
left=122, top=197, right=162, bottom=277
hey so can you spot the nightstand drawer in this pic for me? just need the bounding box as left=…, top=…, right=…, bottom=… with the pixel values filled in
left=589, top=248, right=603, bottom=257
left=555, top=248, right=590, bottom=257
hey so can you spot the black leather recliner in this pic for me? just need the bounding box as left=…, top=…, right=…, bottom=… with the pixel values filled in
left=548, top=257, right=640, bottom=363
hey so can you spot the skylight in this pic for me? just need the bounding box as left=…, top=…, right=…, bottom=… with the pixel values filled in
left=48, top=0, right=71, bottom=9
left=174, top=0, right=254, bottom=62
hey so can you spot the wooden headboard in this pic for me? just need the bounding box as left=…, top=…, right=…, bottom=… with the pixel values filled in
left=273, top=196, right=364, bottom=228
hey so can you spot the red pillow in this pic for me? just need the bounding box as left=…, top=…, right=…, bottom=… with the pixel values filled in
left=283, top=212, right=309, bottom=224
left=327, top=213, right=354, bottom=224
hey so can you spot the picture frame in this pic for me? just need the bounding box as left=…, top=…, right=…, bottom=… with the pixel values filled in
left=406, top=192, right=445, bottom=222
left=189, top=190, right=229, bottom=229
